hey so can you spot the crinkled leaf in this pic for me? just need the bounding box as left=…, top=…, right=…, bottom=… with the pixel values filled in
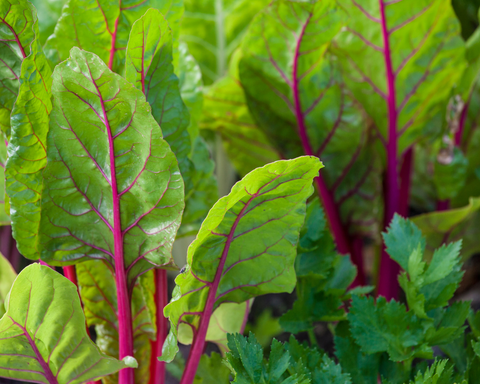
left=334, top=0, right=466, bottom=152
left=0, top=252, right=16, bottom=318
left=38, top=48, right=184, bottom=285
left=162, top=157, right=321, bottom=361
left=178, top=300, right=251, bottom=354
left=6, top=21, right=52, bottom=259
left=202, top=49, right=280, bottom=177
left=44, top=0, right=183, bottom=73
left=412, top=197, right=480, bottom=261
left=239, top=0, right=382, bottom=238
left=180, top=0, right=270, bottom=84
left=76, top=260, right=156, bottom=384
left=0, top=0, right=36, bottom=136
left=0, top=263, right=128, bottom=383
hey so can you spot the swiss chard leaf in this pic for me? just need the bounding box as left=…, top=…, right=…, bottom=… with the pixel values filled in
left=334, top=0, right=465, bottom=152
left=38, top=47, right=184, bottom=285
left=6, top=11, right=52, bottom=259
left=239, top=0, right=382, bottom=239
left=162, top=156, right=321, bottom=363
left=44, top=0, right=184, bottom=73
left=0, top=263, right=131, bottom=383
left=125, top=9, right=217, bottom=236
left=180, top=0, right=270, bottom=84
left=0, top=0, right=36, bottom=136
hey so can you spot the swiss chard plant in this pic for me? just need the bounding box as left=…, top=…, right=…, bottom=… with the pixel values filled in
left=2, top=0, right=480, bottom=383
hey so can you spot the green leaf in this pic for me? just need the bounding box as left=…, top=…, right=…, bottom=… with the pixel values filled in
left=225, top=333, right=350, bottom=384
left=44, top=0, right=184, bottom=73
left=193, top=352, right=230, bottom=384
left=383, top=215, right=426, bottom=271
left=409, top=360, right=453, bottom=384
left=76, top=260, right=156, bottom=383
left=0, top=263, right=128, bottom=383
left=0, top=137, right=10, bottom=225
left=412, top=197, right=480, bottom=261
left=38, top=47, right=184, bottom=285
left=334, top=321, right=380, bottom=384
left=162, top=156, right=322, bottom=362
left=0, top=252, right=16, bottom=318
left=201, top=49, right=280, bottom=177
left=348, top=296, right=426, bottom=362
left=239, top=0, right=382, bottom=238
left=176, top=43, right=218, bottom=236
left=6, top=21, right=52, bottom=259
left=178, top=301, right=251, bottom=353
left=0, top=0, right=36, bottom=136
left=334, top=0, right=466, bottom=152
left=181, top=0, right=271, bottom=84
left=125, top=11, right=217, bottom=237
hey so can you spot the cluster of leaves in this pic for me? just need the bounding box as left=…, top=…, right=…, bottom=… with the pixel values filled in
left=3, top=0, right=480, bottom=384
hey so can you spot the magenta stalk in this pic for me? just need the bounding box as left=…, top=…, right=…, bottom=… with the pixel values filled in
left=377, top=0, right=402, bottom=300
left=149, top=269, right=169, bottom=384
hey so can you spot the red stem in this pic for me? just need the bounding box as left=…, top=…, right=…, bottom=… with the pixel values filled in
left=89, top=63, right=134, bottom=383
left=436, top=200, right=450, bottom=211
left=149, top=269, right=169, bottom=384
left=180, top=194, right=255, bottom=384
left=456, top=98, right=470, bottom=148
left=377, top=0, right=401, bottom=301
left=350, top=236, right=366, bottom=286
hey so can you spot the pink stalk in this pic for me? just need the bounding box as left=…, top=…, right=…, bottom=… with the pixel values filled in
left=291, top=16, right=363, bottom=281
left=377, top=0, right=401, bottom=301
left=180, top=194, right=255, bottom=384
left=149, top=269, right=169, bottom=384
left=350, top=236, right=366, bottom=286
left=91, top=69, right=134, bottom=383
left=436, top=200, right=450, bottom=211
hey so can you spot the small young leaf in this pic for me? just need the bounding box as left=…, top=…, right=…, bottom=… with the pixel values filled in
left=383, top=215, right=426, bottom=271
left=0, top=263, right=127, bottom=383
